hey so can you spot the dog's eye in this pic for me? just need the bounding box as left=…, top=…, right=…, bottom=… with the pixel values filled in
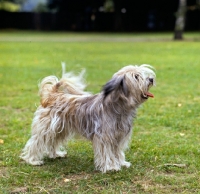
left=149, top=78, right=154, bottom=83
left=135, top=74, right=139, bottom=80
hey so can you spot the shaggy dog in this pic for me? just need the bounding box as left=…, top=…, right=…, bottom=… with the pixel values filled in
left=20, top=64, right=156, bottom=173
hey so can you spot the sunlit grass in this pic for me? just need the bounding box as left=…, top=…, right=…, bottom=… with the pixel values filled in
left=0, top=31, right=200, bottom=193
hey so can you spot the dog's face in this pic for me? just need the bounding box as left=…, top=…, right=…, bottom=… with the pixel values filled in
left=103, top=65, right=156, bottom=104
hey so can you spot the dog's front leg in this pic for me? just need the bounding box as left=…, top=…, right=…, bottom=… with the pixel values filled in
left=92, top=135, right=122, bottom=173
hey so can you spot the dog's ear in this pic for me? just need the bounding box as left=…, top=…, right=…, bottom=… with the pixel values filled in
left=103, top=75, right=128, bottom=98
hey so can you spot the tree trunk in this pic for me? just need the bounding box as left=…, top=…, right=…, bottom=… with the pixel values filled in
left=174, top=0, right=187, bottom=40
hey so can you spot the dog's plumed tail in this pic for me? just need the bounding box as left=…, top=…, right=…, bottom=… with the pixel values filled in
left=39, top=63, right=87, bottom=107
left=61, top=62, right=86, bottom=91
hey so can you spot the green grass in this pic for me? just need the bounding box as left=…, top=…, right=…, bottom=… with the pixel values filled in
left=0, top=31, right=200, bottom=193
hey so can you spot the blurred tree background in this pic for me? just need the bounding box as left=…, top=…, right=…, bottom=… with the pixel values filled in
left=0, top=0, right=199, bottom=35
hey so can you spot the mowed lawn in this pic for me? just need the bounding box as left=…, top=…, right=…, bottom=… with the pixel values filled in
left=0, top=32, right=200, bottom=193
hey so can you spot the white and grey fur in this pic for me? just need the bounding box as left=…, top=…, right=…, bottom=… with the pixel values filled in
left=20, top=63, right=156, bottom=173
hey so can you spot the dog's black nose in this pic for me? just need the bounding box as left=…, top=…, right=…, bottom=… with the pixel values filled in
left=149, top=78, right=154, bottom=83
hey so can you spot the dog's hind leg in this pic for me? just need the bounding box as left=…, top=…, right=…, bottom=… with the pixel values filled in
left=46, top=139, right=67, bottom=159
left=20, top=134, right=46, bottom=165
left=20, top=128, right=67, bottom=164
left=20, top=110, right=55, bottom=165
left=46, top=124, right=72, bottom=159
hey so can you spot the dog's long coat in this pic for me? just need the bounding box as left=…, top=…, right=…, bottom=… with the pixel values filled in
left=21, top=64, right=156, bottom=172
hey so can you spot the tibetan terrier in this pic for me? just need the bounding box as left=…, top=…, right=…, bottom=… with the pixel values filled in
left=20, top=63, right=156, bottom=173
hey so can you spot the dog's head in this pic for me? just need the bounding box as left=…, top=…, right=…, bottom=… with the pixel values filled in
left=103, top=65, right=156, bottom=105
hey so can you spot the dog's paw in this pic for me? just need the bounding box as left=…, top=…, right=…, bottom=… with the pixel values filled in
left=29, top=160, right=44, bottom=165
left=104, top=165, right=121, bottom=172
left=122, top=161, right=131, bottom=168
left=56, top=150, right=67, bottom=158
left=48, top=150, right=67, bottom=159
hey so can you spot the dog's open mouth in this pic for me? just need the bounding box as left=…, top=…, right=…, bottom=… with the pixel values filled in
left=142, top=91, right=154, bottom=99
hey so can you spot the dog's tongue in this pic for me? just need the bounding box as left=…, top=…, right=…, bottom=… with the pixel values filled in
left=146, top=92, right=154, bottom=98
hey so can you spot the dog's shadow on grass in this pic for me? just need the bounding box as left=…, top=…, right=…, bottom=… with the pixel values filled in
left=43, top=151, right=95, bottom=175
left=43, top=150, right=137, bottom=176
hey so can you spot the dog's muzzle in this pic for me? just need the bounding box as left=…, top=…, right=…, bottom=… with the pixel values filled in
left=141, top=78, right=155, bottom=99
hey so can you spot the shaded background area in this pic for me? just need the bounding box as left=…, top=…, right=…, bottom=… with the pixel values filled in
left=0, top=0, right=199, bottom=31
